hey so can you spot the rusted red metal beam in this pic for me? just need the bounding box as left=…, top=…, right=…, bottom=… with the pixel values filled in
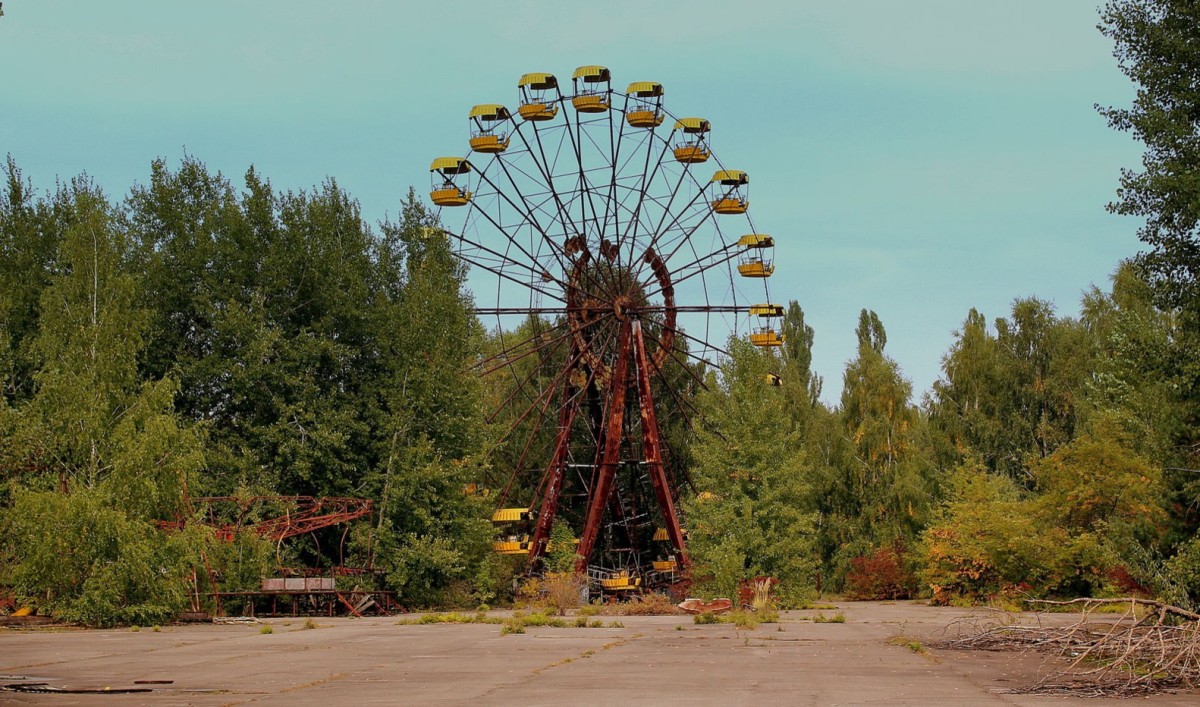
left=632, top=320, right=690, bottom=569
left=160, top=497, right=374, bottom=543
left=575, top=319, right=633, bottom=573
left=528, top=366, right=585, bottom=562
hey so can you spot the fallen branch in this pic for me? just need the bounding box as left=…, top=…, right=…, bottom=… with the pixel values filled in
left=932, top=597, right=1200, bottom=697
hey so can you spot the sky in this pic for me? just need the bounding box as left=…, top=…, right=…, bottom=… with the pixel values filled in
left=0, top=1, right=1144, bottom=403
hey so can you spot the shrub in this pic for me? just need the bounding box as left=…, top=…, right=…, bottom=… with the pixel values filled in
left=845, top=545, right=915, bottom=600
left=1, top=489, right=191, bottom=627
left=1165, top=537, right=1200, bottom=610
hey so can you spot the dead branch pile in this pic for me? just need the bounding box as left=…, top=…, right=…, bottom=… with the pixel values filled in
left=933, top=598, right=1200, bottom=697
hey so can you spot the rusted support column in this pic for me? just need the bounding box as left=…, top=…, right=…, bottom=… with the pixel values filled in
left=528, top=371, right=583, bottom=562
left=632, top=320, right=690, bottom=569
left=575, top=319, right=633, bottom=573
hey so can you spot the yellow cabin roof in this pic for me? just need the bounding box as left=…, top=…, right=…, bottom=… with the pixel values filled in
left=519, top=72, right=558, bottom=90
left=674, top=117, right=710, bottom=133
left=750, top=303, right=785, bottom=317
left=491, top=507, right=531, bottom=522
left=626, top=81, right=663, bottom=96
left=712, top=170, right=748, bottom=185
left=573, top=65, right=611, bottom=82
left=430, top=157, right=471, bottom=174
left=738, top=234, right=774, bottom=248
left=469, top=104, right=510, bottom=120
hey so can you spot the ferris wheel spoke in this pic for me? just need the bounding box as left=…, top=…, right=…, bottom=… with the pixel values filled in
left=477, top=322, right=573, bottom=382
left=673, top=325, right=733, bottom=362
left=629, top=147, right=691, bottom=265
left=446, top=227, right=568, bottom=296
left=624, top=174, right=705, bottom=284
left=637, top=234, right=730, bottom=302
left=637, top=326, right=712, bottom=390
left=485, top=318, right=565, bottom=424
left=615, top=122, right=674, bottom=276
left=501, top=312, right=622, bottom=510
left=628, top=186, right=716, bottom=286
left=526, top=316, right=620, bottom=505
left=653, top=207, right=721, bottom=273
left=656, top=242, right=739, bottom=286
left=561, top=101, right=606, bottom=259
left=470, top=169, right=581, bottom=293
left=603, top=98, right=628, bottom=250
left=493, top=331, right=601, bottom=464
left=446, top=233, right=568, bottom=305
left=508, top=122, right=625, bottom=303
left=521, top=121, right=585, bottom=236
left=498, top=379, right=562, bottom=508
left=474, top=328, right=568, bottom=382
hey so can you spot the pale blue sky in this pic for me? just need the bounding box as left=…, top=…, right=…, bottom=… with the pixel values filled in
left=0, top=1, right=1142, bottom=402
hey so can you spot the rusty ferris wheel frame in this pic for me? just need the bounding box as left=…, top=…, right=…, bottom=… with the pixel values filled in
left=428, top=66, right=782, bottom=587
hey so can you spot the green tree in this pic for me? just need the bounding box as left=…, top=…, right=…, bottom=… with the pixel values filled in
left=1032, top=416, right=1163, bottom=541
left=0, top=156, right=59, bottom=403
left=1100, top=0, right=1200, bottom=311
left=27, top=177, right=145, bottom=491
left=683, top=337, right=818, bottom=606
left=818, top=310, right=936, bottom=586
left=929, top=299, right=1092, bottom=481
left=779, top=300, right=823, bottom=428
left=1099, top=0, right=1200, bottom=564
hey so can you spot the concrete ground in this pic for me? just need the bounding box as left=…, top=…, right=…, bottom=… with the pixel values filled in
left=1, top=601, right=1197, bottom=705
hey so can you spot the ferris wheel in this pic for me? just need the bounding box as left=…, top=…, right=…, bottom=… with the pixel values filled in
left=428, top=65, right=783, bottom=592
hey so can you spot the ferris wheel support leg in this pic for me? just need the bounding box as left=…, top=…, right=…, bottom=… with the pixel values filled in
left=576, top=319, right=634, bottom=574
left=632, top=321, right=690, bottom=571
left=528, top=370, right=584, bottom=564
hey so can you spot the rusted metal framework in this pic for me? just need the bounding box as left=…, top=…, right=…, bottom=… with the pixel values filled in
left=159, top=496, right=374, bottom=542
left=430, top=67, right=775, bottom=592
left=160, top=496, right=382, bottom=616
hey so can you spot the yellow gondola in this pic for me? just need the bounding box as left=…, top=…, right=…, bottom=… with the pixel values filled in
left=737, top=233, right=774, bottom=277
left=429, top=157, right=472, bottom=207
left=673, top=117, right=711, bottom=163
left=572, top=65, right=611, bottom=113
left=493, top=538, right=532, bottom=554
left=749, top=303, right=785, bottom=317
left=491, top=508, right=532, bottom=523
left=749, top=302, right=785, bottom=348
left=652, top=559, right=678, bottom=572
left=750, top=329, right=785, bottom=347
left=625, top=81, right=664, bottom=128
left=518, top=72, right=559, bottom=121
left=599, top=570, right=642, bottom=591
left=711, top=169, right=749, bottom=214
left=766, top=372, right=783, bottom=386
left=468, top=104, right=512, bottom=154
left=491, top=507, right=533, bottom=554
